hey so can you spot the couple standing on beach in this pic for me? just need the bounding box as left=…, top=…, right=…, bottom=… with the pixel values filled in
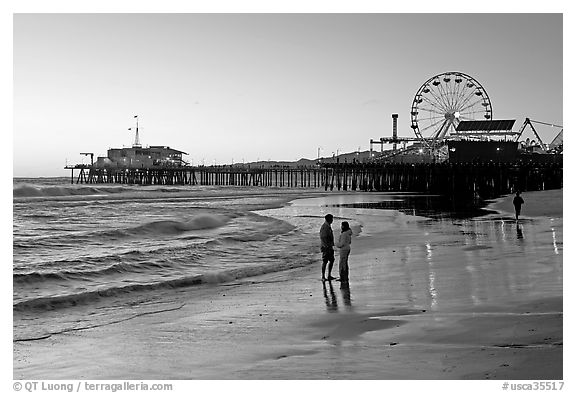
left=320, top=214, right=352, bottom=282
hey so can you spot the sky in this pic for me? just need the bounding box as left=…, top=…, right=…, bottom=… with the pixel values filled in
left=13, top=12, right=563, bottom=177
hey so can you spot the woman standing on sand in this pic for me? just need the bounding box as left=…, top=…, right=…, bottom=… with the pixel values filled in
left=336, top=221, right=353, bottom=282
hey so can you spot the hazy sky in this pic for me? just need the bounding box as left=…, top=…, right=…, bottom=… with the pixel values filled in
left=13, top=13, right=563, bottom=177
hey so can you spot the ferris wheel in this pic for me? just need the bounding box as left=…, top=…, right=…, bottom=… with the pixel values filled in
left=410, top=71, right=493, bottom=147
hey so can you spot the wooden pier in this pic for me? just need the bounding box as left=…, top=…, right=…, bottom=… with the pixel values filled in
left=66, top=159, right=562, bottom=199
left=65, top=165, right=327, bottom=188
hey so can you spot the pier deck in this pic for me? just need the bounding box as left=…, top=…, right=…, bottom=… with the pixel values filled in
left=66, top=159, right=562, bottom=199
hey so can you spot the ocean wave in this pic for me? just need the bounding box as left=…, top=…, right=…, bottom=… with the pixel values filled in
left=13, top=246, right=198, bottom=273
left=13, top=258, right=182, bottom=285
left=13, top=183, right=128, bottom=198
left=13, top=250, right=316, bottom=313
left=132, top=215, right=228, bottom=234
left=13, top=277, right=197, bottom=312
left=14, top=214, right=233, bottom=248
left=93, top=214, right=231, bottom=241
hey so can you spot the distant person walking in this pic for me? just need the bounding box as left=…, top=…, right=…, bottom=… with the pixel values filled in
left=336, top=221, right=353, bottom=283
left=513, top=191, right=525, bottom=221
left=320, top=214, right=336, bottom=281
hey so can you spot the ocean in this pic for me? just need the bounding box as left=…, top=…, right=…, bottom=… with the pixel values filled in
left=13, top=179, right=338, bottom=341
left=11, top=177, right=508, bottom=343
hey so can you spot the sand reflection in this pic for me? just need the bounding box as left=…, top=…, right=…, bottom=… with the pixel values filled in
left=322, top=280, right=353, bottom=312
left=340, top=281, right=352, bottom=310
left=322, top=281, right=338, bottom=312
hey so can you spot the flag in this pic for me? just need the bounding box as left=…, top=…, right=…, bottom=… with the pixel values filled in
left=134, top=115, right=138, bottom=118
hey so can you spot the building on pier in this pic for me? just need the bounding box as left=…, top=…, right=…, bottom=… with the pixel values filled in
left=371, top=117, right=563, bottom=165
left=75, top=116, right=189, bottom=169
left=95, top=145, right=188, bottom=169
left=65, top=116, right=191, bottom=183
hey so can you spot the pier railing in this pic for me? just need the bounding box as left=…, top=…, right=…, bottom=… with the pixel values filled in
left=65, top=160, right=563, bottom=199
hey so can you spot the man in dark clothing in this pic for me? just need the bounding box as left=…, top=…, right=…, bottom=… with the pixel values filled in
left=513, top=191, right=525, bottom=221
left=320, top=214, right=336, bottom=281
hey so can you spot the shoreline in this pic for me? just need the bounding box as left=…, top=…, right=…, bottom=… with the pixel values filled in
left=13, top=189, right=563, bottom=381
left=484, top=189, right=563, bottom=219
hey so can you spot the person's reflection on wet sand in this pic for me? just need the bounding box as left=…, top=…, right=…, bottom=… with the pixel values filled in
left=322, top=280, right=338, bottom=312
left=516, top=223, right=524, bottom=239
left=340, top=281, right=352, bottom=309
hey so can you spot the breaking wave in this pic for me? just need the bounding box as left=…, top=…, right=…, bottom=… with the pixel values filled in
left=13, top=251, right=316, bottom=312
left=13, top=184, right=129, bottom=198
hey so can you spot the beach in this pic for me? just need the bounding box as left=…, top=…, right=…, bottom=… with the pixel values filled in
left=13, top=187, right=563, bottom=382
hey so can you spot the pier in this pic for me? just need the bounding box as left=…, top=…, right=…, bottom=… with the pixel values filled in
left=66, top=159, right=562, bottom=199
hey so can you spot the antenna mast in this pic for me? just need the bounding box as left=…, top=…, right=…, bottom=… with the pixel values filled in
left=129, top=115, right=142, bottom=148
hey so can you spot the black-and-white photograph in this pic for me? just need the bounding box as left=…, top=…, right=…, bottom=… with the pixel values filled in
left=10, top=4, right=566, bottom=389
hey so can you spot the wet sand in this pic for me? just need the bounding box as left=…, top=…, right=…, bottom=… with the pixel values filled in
left=13, top=190, right=563, bottom=381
